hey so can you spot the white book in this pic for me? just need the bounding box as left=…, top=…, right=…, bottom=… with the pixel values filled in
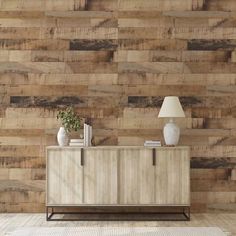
left=70, top=142, right=84, bottom=145
left=70, top=139, right=84, bottom=143
left=83, top=123, right=93, bottom=147
left=145, top=140, right=161, bottom=144
left=69, top=143, right=84, bottom=147
left=145, top=142, right=161, bottom=145
left=144, top=143, right=161, bottom=147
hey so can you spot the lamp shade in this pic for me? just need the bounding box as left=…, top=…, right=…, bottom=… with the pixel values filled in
left=158, top=96, right=185, bottom=118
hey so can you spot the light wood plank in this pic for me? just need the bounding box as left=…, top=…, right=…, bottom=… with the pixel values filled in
left=47, top=148, right=83, bottom=205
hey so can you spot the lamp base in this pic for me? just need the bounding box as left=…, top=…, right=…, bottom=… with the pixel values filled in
left=163, top=119, right=180, bottom=146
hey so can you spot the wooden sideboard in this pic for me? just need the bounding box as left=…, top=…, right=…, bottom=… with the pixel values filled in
left=46, top=146, right=190, bottom=220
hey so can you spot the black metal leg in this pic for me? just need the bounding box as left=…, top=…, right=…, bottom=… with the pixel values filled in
left=46, top=206, right=191, bottom=221
left=183, top=206, right=190, bottom=221
left=46, top=207, right=54, bottom=221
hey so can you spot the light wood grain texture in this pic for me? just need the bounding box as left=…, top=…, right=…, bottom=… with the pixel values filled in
left=118, top=148, right=155, bottom=204
left=47, top=148, right=83, bottom=205
left=46, top=146, right=190, bottom=207
left=83, top=148, right=118, bottom=204
left=155, top=148, right=190, bottom=205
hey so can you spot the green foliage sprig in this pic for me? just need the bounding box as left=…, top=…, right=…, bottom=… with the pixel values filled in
left=56, top=107, right=81, bottom=133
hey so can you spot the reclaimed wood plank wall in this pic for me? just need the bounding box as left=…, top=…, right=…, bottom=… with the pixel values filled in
left=0, top=0, right=236, bottom=213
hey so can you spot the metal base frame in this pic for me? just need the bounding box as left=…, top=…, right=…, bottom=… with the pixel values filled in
left=46, top=206, right=190, bottom=221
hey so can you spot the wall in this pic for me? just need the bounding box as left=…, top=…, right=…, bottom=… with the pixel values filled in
left=0, top=0, right=236, bottom=212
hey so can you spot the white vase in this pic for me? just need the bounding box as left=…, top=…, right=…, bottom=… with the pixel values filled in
left=57, top=127, right=69, bottom=146
left=163, top=119, right=180, bottom=146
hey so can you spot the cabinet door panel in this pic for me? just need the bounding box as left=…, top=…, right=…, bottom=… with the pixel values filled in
left=118, top=148, right=155, bottom=204
left=83, top=149, right=118, bottom=204
left=155, top=149, right=190, bottom=205
left=47, top=149, right=83, bottom=205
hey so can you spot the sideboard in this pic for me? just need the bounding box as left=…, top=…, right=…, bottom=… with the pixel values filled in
left=46, top=146, right=190, bottom=221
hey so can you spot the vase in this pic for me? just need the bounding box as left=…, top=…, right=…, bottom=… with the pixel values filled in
left=163, top=119, right=180, bottom=146
left=57, top=127, right=69, bottom=146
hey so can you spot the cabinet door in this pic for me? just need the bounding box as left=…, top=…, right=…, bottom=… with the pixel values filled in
left=118, top=148, right=155, bottom=204
left=155, top=148, right=190, bottom=205
left=47, top=149, right=83, bottom=205
left=83, top=149, right=118, bottom=204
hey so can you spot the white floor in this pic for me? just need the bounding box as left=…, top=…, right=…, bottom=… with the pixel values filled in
left=0, top=214, right=235, bottom=236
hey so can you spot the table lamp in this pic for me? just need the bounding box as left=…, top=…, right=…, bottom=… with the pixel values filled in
left=158, top=96, right=185, bottom=146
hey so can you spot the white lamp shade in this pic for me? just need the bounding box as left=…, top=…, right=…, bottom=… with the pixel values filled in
left=158, top=96, right=185, bottom=118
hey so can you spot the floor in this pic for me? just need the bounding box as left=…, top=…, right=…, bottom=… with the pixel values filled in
left=0, top=213, right=235, bottom=235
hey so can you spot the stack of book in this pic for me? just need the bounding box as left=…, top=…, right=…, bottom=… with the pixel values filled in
left=144, top=140, right=161, bottom=147
left=84, top=123, right=92, bottom=147
left=69, top=139, right=84, bottom=147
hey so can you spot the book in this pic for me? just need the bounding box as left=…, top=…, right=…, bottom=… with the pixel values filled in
left=145, top=140, right=161, bottom=143
left=69, top=143, right=84, bottom=147
left=144, top=143, right=161, bottom=147
left=70, top=139, right=84, bottom=143
left=83, top=123, right=92, bottom=147
left=144, top=140, right=161, bottom=147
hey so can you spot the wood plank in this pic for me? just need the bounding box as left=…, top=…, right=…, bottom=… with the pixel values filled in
left=0, top=39, right=69, bottom=50
left=5, top=107, right=118, bottom=119
left=118, top=28, right=170, bottom=39
left=0, top=62, right=117, bottom=74
left=174, top=28, right=236, bottom=40
left=115, top=50, right=229, bottom=62
left=191, top=146, right=236, bottom=158
left=203, top=0, right=236, bottom=11
left=124, top=85, right=205, bottom=96
left=74, top=0, right=118, bottom=11
left=0, top=11, right=45, bottom=18
left=191, top=192, right=236, bottom=204
left=0, top=203, right=45, bottom=212
left=164, top=11, right=236, bottom=18
left=45, top=11, right=117, bottom=19
left=118, top=18, right=174, bottom=28
left=0, top=156, right=44, bottom=168
left=0, top=73, right=118, bottom=85
left=9, top=96, right=85, bottom=108
left=0, top=62, right=66, bottom=73
left=191, top=180, right=236, bottom=192
left=42, top=28, right=118, bottom=40
left=127, top=96, right=236, bottom=108
left=70, top=39, right=117, bottom=51
left=0, top=0, right=117, bottom=11
left=0, top=146, right=42, bottom=157
left=8, top=85, right=88, bottom=96
left=119, top=39, right=187, bottom=50
left=191, top=157, right=236, bottom=169
left=118, top=73, right=236, bottom=86
left=0, top=18, right=56, bottom=27
left=188, top=39, right=236, bottom=51
left=191, top=169, right=230, bottom=180
left=118, top=62, right=185, bottom=73
left=118, top=0, right=192, bottom=11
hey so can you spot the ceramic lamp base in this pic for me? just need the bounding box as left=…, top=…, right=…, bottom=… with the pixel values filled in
left=163, top=119, right=180, bottom=146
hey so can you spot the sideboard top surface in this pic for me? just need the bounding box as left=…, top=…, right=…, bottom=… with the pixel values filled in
left=47, top=146, right=189, bottom=150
